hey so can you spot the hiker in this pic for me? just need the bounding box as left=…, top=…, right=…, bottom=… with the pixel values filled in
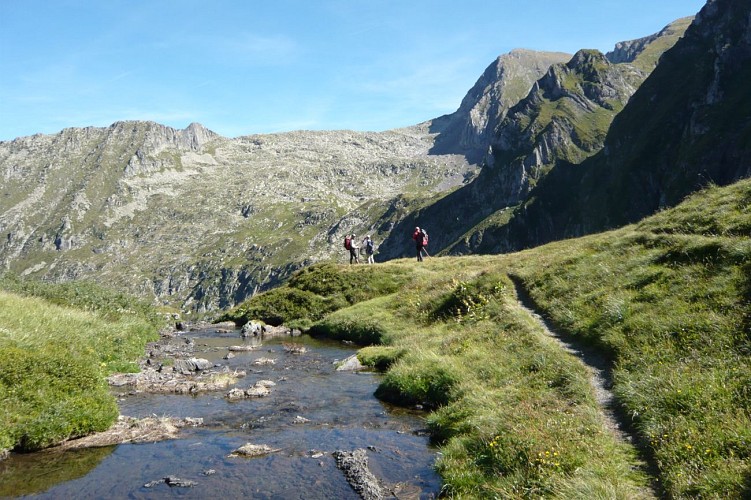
left=412, top=226, right=428, bottom=262
left=344, top=233, right=359, bottom=264
left=362, top=235, right=375, bottom=264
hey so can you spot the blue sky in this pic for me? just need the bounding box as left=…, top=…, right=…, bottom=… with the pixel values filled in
left=0, top=0, right=707, bottom=141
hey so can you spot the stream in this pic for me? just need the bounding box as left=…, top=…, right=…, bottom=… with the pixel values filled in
left=0, top=326, right=441, bottom=499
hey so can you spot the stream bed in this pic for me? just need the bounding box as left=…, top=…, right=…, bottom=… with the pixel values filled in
left=0, top=326, right=441, bottom=499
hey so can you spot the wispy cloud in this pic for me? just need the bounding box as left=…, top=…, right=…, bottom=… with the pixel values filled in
left=152, top=31, right=301, bottom=67
left=222, top=33, right=299, bottom=62
left=108, top=71, right=133, bottom=83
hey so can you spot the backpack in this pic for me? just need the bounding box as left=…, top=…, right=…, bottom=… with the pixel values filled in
left=344, top=236, right=352, bottom=250
left=421, top=229, right=429, bottom=246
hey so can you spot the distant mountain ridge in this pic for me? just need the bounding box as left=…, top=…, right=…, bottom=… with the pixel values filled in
left=0, top=122, right=474, bottom=311
left=459, top=0, right=751, bottom=254
left=378, top=16, right=691, bottom=259
left=1, top=5, right=733, bottom=313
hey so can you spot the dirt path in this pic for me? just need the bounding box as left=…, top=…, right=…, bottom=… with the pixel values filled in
left=511, top=278, right=629, bottom=440
left=510, top=277, right=660, bottom=496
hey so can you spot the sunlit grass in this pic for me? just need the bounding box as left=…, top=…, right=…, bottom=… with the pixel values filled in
left=0, top=280, right=161, bottom=453
left=223, top=179, right=751, bottom=497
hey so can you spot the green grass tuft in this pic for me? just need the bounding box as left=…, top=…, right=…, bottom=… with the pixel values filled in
left=0, top=279, right=162, bottom=452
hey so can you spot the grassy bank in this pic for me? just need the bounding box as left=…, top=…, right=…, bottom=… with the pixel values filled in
left=227, top=179, right=751, bottom=497
left=0, top=278, right=162, bottom=454
left=509, top=180, right=751, bottom=497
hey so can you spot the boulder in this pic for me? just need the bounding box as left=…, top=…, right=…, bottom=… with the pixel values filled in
left=228, top=345, right=258, bottom=352
left=173, top=357, right=212, bottom=374
left=229, top=443, right=279, bottom=458
left=226, top=388, right=247, bottom=401
left=336, top=354, right=365, bottom=372
left=144, top=476, right=197, bottom=488
left=245, top=384, right=271, bottom=398
left=333, top=449, right=384, bottom=500
left=241, top=321, right=262, bottom=337
left=262, top=324, right=291, bottom=337
left=226, top=381, right=271, bottom=400
left=165, top=476, right=197, bottom=488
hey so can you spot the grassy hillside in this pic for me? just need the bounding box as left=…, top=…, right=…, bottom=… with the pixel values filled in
left=0, top=278, right=162, bottom=454
left=227, top=178, right=751, bottom=497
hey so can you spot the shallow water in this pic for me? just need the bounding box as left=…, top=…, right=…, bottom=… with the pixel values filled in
left=0, top=327, right=440, bottom=499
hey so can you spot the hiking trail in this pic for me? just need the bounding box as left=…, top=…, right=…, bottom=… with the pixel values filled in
left=510, top=276, right=660, bottom=496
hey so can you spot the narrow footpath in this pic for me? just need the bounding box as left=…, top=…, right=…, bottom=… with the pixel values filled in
left=510, top=277, right=660, bottom=497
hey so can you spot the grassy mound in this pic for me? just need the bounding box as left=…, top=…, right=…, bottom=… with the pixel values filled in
left=221, top=262, right=410, bottom=329
left=0, top=278, right=162, bottom=453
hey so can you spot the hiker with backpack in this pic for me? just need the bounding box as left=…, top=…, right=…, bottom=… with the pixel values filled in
left=344, top=233, right=359, bottom=264
left=412, top=226, right=428, bottom=262
left=362, top=235, right=375, bottom=264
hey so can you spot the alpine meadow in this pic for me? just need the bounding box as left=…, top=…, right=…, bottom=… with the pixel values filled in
left=1, top=0, right=749, bottom=498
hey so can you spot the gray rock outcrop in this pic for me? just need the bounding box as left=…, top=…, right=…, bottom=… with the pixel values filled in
left=241, top=321, right=262, bottom=337
left=333, top=449, right=384, bottom=500
left=336, top=354, right=365, bottom=372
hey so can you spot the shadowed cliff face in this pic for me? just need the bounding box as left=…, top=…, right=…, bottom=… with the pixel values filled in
left=470, top=0, right=751, bottom=254
left=378, top=17, right=690, bottom=260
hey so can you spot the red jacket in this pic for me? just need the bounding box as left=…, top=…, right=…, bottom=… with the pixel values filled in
left=413, top=229, right=425, bottom=246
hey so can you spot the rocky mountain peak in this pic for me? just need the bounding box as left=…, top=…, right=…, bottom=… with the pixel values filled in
left=567, top=49, right=609, bottom=73
left=428, top=49, right=571, bottom=162
left=106, top=120, right=218, bottom=153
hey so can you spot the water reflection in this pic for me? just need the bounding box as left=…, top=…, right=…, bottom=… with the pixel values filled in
left=0, top=446, right=114, bottom=497
left=1, top=327, right=440, bottom=498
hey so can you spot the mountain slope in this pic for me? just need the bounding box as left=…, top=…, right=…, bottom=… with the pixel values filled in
left=468, top=0, right=751, bottom=253
left=377, top=17, right=689, bottom=259
left=0, top=122, right=475, bottom=311
left=225, top=177, right=751, bottom=498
